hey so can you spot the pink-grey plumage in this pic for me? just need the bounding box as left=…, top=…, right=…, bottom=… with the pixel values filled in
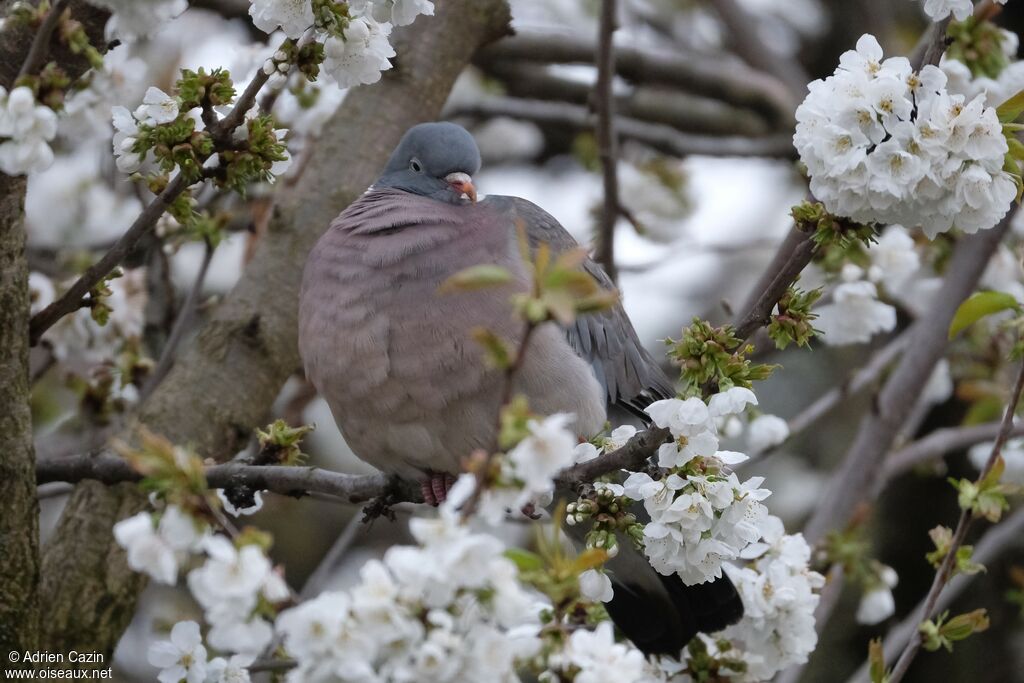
left=297, top=121, right=741, bottom=654
left=298, top=187, right=608, bottom=479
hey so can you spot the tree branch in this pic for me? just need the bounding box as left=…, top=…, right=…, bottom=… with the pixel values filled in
left=846, top=505, right=1024, bottom=683
left=475, top=30, right=797, bottom=125
left=140, top=239, right=216, bottom=402
left=787, top=333, right=908, bottom=439
left=887, top=359, right=1024, bottom=683
left=449, top=96, right=797, bottom=159
left=28, top=42, right=278, bottom=346
left=802, top=215, right=1013, bottom=546
left=17, top=0, right=72, bottom=79
left=710, top=0, right=810, bottom=100
left=29, top=172, right=190, bottom=344
left=35, top=454, right=421, bottom=504
left=594, top=0, right=619, bottom=283
left=882, top=421, right=1024, bottom=482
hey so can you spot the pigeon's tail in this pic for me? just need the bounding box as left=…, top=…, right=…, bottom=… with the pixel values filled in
left=604, top=571, right=744, bottom=655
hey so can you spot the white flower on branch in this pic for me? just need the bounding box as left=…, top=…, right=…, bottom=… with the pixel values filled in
left=856, top=564, right=899, bottom=625
left=544, top=621, right=654, bottom=683
left=187, top=536, right=279, bottom=654
left=113, top=505, right=206, bottom=585
left=794, top=34, right=1016, bottom=238
left=147, top=620, right=208, bottom=683
left=868, top=225, right=921, bottom=292
left=919, top=0, right=1006, bottom=22
left=249, top=0, right=315, bottom=38
left=322, top=16, right=397, bottom=88
left=87, top=0, right=188, bottom=41
left=138, top=87, right=180, bottom=125
left=815, top=280, right=896, bottom=346
left=578, top=569, right=614, bottom=603
left=716, top=516, right=825, bottom=681
left=275, top=512, right=541, bottom=681
left=351, top=0, right=436, bottom=26
left=622, top=466, right=772, bottom=585
left=206, top=654, right=254, bottom=683
left=746, top=414, right=790, bottom=455
left=0, top=87, right=57, bottom=176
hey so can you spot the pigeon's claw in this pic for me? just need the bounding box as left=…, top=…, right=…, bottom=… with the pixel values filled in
left=420, top=471, right=456, bottom=506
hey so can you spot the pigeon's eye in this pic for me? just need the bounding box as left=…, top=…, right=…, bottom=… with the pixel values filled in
left=410, top=159, right=423, bottom=173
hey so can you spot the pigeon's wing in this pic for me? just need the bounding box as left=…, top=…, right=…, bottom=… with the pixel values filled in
left=485, top=195, right=675, bottom=417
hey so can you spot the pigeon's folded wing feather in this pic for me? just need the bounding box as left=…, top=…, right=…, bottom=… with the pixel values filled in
left=485, top=195, right=675, bottom=416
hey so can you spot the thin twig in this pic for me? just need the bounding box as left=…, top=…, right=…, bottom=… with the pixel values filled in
left=594, top=0, right=619, bottom=283
left=710, top=0, right=810, bottom=100
left=140, top=239, right=216, bottom=402
left=461, top=321, right=538, bottom=517
left=787, top=334, right=908, bottom=439
left=887, top=359, right=1024, bottom=683
left=299, top=515, right=366, bottom=600
left=29, top=172, right=190, bottom=344
left=17, top=0, right=71, bottom=80
left=450, top=96, right=797, bottom=159
left=882, top=421, right=1024, bottom=482
left=846, top=505, right=1024, bottom=683
left=732, top=226, right=817, bottom=340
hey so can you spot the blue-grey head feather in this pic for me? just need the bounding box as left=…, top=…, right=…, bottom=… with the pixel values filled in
left=376, top=122, right=482, bottom=204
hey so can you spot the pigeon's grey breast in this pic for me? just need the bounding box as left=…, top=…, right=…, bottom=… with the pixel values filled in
left=297, top=187, right=606, bottom=477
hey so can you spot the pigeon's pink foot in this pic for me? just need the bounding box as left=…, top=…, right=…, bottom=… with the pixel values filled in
left=420, top=472, right=456, bottom=506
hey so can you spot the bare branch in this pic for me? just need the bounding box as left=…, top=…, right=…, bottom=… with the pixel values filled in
left=475, top=30, right=798, bottom=125
left=140, top=239, right=216, bottom=402
left=28, top=173, right=190, bottom=344
left=787, top=334, right=909, bottom=439
left=450, top=96, right=797, bottom=159
left=17, top=0, right=72, bottom=80
left=882, top=421, right=1024, bottom=482
left=594, top=0, right=619, bottom=283
left=731, top=225, right=816, bottom=340
left=35, top=453, right=422, bottom=504
left=710, top=0, right=810, bottom=100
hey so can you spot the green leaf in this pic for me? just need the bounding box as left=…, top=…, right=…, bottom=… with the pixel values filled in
left=503, top=548, right=544, bottom=572
left=998, top=89, right=1024, bottom=123
left=438, top=265, right=513, bottom=293
left=949, top=291, right=1021, bottom=339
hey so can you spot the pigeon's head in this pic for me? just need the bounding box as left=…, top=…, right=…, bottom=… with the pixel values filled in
left=377, top=122, right=482, bottom=204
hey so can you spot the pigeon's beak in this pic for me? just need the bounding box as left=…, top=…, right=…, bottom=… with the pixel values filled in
left=445, top=172, right=477, bottom=203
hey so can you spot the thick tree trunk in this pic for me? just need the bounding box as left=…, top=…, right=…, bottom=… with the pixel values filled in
left=0, top=172, right=39, bottom=660
left=37, top=0, right=512, bottom=661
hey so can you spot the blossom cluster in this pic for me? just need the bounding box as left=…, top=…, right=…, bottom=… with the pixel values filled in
left=188, top=535, right=290, bottom=655
left=622, top=389, right=773, bottom=585
left=111, top=86, right=180, bottom=174
left=250, top=0, right=434, bottom=88
left=0, top=86, right=58, bottom=175
left=716, top=517, right=825, bottom=681
left=794, top=35, right=1016, bottom=238
left=275, top=513, right=542, bottom=682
